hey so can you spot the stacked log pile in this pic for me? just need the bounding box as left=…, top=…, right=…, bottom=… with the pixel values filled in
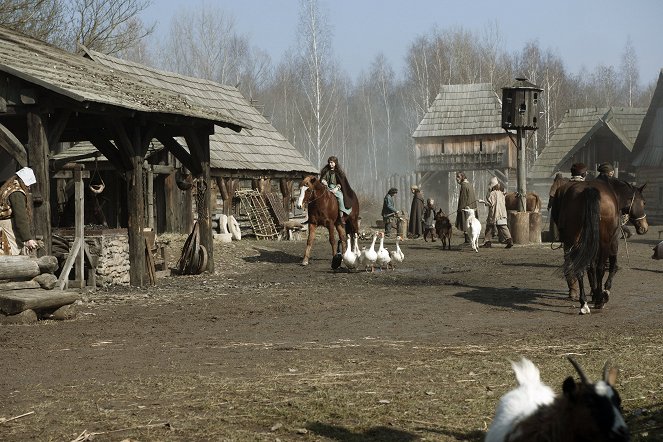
left=0, top=255, right=78, bottom=324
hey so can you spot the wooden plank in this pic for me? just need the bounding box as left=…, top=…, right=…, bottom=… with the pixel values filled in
left=0, top=289, right=79, bottom=315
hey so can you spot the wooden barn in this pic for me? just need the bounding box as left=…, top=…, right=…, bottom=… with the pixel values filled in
left=529, top=106, right=647, bottom=210
left=632, top=69, right=663, bottom=224
left=0, top=25, right=251, bottom=286
left=55, top=48, right=317, bottom=236
left=412, top=83, right=518, bottom=215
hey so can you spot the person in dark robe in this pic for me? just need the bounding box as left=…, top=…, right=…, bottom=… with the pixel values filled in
left=319, top=155, right=356, bottom=220
left=454, top=172, right=478, bottom=243
left=408, top=185, right=425, bottom=239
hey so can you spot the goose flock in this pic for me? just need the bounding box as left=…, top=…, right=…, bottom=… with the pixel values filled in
left=335, top=232, right=404, bottom=272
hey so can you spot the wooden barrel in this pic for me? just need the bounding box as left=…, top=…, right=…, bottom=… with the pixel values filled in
left=509, top=211, right=530, bottom=244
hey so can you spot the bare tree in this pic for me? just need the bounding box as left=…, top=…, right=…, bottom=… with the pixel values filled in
left=620, top=36, right=639, bottom=107
left=0, top=0, right=67, bottom=45
left=295, top=0, right=341, bottom=168
left=65, top=0, right=153, bottom=54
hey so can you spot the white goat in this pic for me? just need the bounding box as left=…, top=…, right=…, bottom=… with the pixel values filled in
left=462, top=207, right=481, bottom=252
left=486, top=357, right=629, bottom=442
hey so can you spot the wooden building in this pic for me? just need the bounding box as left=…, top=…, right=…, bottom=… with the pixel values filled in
left=54, top=49, right=317, bottom=235
left=0, top=25, right=250, bottom=286
left=632, top=69, right=663, bottom=224
left=412, top=83, right=517, bottom=215
left=529, top=107, right=646, bottom=209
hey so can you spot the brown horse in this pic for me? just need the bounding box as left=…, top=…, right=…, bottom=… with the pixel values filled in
left=551, top=179, right=648, bottom=314
left=296, top=175, right=360, bottom=266
left=504, top=192, right=541, bottom=212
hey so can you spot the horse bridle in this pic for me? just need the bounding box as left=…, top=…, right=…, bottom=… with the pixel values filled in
left=622, top=191, right=646, bottom=225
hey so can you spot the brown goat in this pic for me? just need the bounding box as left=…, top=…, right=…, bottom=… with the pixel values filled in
left=434, top=209, right=452, bottom=250
left=507, top=358, right=629, bottom=442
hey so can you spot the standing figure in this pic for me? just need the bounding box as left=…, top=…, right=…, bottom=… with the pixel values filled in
left=408, top=185, right=424, bottom=239
left=478, top=177, right=513, bottom=248
left=381, top=187, right=399, bottom=236
left=454, top=171, right=478, bottom=244
left=596, top=162, right=614, bottom=181
left=570, top=162, right=587, bottom=182
left=319, top=155, right=356, bottom=220
left=422, top=198, right=436, bottom=242
left=0, top=167, right=39, bottom=255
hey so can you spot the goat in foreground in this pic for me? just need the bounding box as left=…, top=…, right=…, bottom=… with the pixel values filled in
left=485, top=356, right=629, bottom=442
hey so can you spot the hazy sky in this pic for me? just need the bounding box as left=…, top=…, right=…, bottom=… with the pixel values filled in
left=142, top=0, right=662, bottom=85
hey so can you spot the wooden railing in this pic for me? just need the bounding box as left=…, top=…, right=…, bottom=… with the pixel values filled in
left=417, top=152, right=504, bottom=172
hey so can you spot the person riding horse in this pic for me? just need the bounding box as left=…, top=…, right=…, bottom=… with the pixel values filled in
left=320, top=156, right=355, bottom=220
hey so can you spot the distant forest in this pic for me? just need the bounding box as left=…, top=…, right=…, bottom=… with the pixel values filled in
left=1, top=0, right=656, bottom=189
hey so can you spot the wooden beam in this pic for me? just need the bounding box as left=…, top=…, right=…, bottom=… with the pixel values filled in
left=84, top=129, right=132, bottom=171
left=26, top=112, right=51, bottom=255
left=155, top=132, right=201, bottom=176
left=46, top=110, right=71, bottom=148
left=0, top=122, right=27, bottom=167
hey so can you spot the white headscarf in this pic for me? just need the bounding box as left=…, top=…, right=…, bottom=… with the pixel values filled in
left=16, top=167, right=36, bottom=186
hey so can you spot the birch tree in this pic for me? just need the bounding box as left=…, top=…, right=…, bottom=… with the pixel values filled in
left=295, top=0, right=341, bottom=168
left=620, top=36, right=639, bottom=107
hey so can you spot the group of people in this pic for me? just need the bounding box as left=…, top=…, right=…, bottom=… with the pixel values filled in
left=379, top=171, right=514, bottom=248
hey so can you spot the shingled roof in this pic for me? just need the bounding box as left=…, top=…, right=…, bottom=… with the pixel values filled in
left=84, top=49, right=317, bottom=176
left=530, top=107, right=646, bottom=180
left=412, top=83, right=504, bottom=138
left=0, top=26, right=247, bottom=129
left=632, top=70, right=663, bottom=167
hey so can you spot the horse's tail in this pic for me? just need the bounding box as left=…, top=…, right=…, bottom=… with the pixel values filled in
left=532, top=193, right=541, bottom=213
left=564, top=187, right=600, bottom=278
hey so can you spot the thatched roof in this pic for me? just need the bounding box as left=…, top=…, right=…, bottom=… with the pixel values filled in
left=84, top=49, right=317, bottom=176
left=632, top=69, right=663, bottom=167
left=530, top=107, right=646, bottom=180
left=0, top=26, right=247, bottom=130
left=412, top=83, right=504, bottom=139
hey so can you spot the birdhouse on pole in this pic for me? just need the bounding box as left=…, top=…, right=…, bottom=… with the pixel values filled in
left=501, top=77, right=542, bottom=130
left=500, top=77, right=543, bottom=242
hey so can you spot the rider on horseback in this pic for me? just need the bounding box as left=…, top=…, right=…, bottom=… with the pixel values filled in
left=320, top=156, right=354, bottom=220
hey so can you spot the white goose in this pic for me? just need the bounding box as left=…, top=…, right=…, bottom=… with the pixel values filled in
left=390, top=235, right=404, bottom=268
left=361, top=233, right=378, bottom=272
left=342, top=234, right=358, bottom=271
left=376, top=232, right=391, bottom=270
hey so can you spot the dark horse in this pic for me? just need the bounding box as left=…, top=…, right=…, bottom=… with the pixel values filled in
left=551, top=178, right=648, bottom=314
left=504, top=192, right=541, bottom=212
left=296, top=175, right=360, bottom=266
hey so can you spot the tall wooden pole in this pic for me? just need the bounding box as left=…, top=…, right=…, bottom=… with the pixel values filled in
left=516, top=127, right=527, bottom=212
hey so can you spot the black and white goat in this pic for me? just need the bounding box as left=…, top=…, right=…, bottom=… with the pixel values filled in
left=485, top=356, right=629, bottom=442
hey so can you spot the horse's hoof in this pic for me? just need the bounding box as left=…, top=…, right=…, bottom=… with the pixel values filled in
left=579, top=303, right=591, bottom=315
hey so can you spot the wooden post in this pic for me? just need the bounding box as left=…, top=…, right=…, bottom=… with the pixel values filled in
left=198, top=162, right=214, bottom=273
left=146, top=165, right=154, bottom=230
left=127, top=155, right=145, bottom=286
left=516, top=128, right=527, bottom=213
left=74, top=166, right=84, bottom=287
left=26, top=112, right=51, bottom=255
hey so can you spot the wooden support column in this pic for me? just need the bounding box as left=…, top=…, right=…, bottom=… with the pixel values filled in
left=184, top=127, right=213, bottom=273
left=26, top=112, right=51, bottom=256
left=127, top=156, right=145, bottom=286
left=198, top=153, right=213, bottom=273
left=280, top=178, right=293, bottom=215
left=146, top=165, right=154, bottom=230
